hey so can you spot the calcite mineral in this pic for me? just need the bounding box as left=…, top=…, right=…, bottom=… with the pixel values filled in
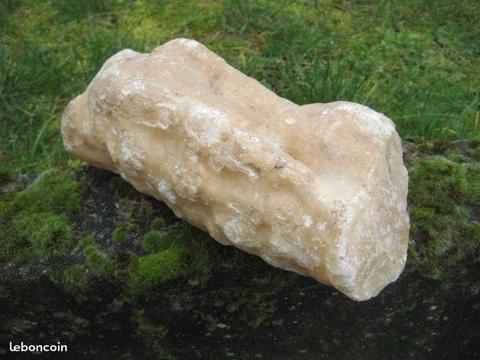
left=61, top=38, right=409, bottom=301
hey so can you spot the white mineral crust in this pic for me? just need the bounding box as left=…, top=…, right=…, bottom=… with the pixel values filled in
left=61, top=38, right=410, bottom=300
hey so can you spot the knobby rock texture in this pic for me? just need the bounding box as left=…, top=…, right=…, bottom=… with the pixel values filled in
left=61, top=38, right=409, bottom=300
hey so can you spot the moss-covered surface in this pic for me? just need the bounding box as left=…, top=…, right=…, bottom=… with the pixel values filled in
left=130, top=222, right=211, bottom=296
left=405, top=140, right=480, bottom=279
left=0, top=140, right=479, bottom=359
left=112, top=225, right=129, bottom=244
left=0, top=168, right=83, bottom=262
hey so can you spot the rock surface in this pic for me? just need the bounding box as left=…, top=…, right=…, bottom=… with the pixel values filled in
left=61, top=38, right=409, bottom=300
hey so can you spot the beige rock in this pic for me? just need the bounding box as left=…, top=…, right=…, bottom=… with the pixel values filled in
left=61, top=38, right=409, bottom=301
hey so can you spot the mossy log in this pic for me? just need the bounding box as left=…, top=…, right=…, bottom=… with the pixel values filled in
left=0, top=140, right=478, bottom=359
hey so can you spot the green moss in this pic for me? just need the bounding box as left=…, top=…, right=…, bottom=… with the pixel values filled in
left=44, top=214, right=212, bottom=302
left=112, top=225, right=129, bottom=244
left=408, top=155, right=480, bottom=278
left=63, top=264, right=89, bottom=290
left=130, top=250, right=184, bottom=294
left=151, top=217, right=167, bottom=231
left=0, top=218, right=32, bottom=262
left=14, top=168, right=83, bottom=213
left=129, top=223, right=211, bottom=296
left=0, top=168, right=82, bottom=261
left=141, top=230, right=171, bottom=253
left=14, top=212, right=72, bottom=259
left=79, top=235, right=117, bottom=276
left=50, top=264, right=89, bottom=301
left=51, top=235, right=137, bottom=302
left=140, top=218, right=171, bottom=252
left=168, top=224, right=211, bottom=276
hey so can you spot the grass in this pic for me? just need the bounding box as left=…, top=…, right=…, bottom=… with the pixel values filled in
left=0, top=0, right=479, bottom=174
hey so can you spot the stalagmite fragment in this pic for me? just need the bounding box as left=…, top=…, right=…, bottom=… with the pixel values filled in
left=61, top=38, right=410, bottom=300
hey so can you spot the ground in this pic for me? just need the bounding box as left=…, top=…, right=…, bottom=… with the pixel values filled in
left=0, top=140, right=478, bottom=359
